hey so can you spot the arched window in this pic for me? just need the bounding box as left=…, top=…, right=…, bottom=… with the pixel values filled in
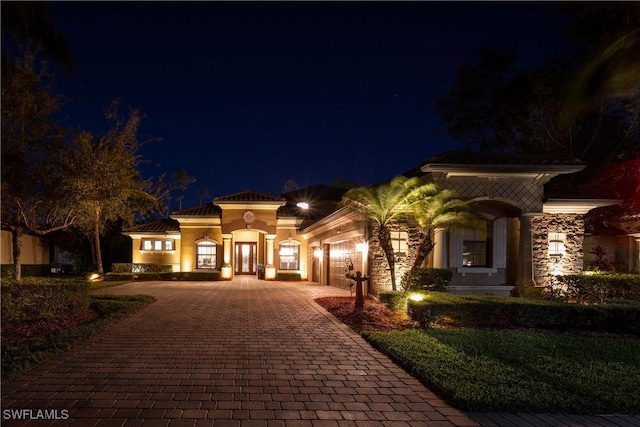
left=196, top=240, right=217, bottom=269
left=279, top=241, right=300, bottom=270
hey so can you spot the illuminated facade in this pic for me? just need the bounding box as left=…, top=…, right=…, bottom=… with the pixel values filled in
left=123, top=155, right=638, bottom=295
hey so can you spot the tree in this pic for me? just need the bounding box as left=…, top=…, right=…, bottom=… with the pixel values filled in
left=198, top=186, right=210, bottom=204
left=562, top=2, right=640, bottom=122
left=435, top=47, right=638, bottom=195
left=1, top=48, right=75, bottom=279
left=283, top=179, right=301, bottom=193
left=340, top=175, right=442, bottom=291
left=171, top=169, right=196, bottom=210
left=331, top=178, right=359, bottom=189
left=61, top=101, right=158, bottom=275
left=1, top=2, right=74, bottom=74
left=402, top=189, right=477, bottom=290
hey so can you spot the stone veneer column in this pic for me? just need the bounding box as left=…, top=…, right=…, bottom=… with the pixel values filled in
left=516, top=214, right=537, bottom=287
left=433, top=228, right=448, bottom=268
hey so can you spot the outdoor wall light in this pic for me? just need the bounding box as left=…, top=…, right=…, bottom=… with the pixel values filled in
left=297, top=201, right=309, bottom=209
left=313, top=247, right=323, bottom=258
left=356, top=236, right=368, bottom=253
left=221, top=265, right=232, bottom=279
left=548, top=232, right=566, bottom=258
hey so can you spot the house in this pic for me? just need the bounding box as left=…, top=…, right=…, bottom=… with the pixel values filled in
left=123, top=153, right=639, bottom=296
left=1, top=230, right=50, bottom=277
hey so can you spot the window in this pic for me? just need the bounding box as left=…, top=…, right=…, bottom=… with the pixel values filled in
left=196, top=241, right=217, bottom=269
left=463, top=224, right=488, bottom=267
left=279, top=241, right=299, bottom=270
left=548, top=232, right=566, bottom=257
left=141, top=239, right=174, bottom=251
left=391, top=231, right=408, bottom=255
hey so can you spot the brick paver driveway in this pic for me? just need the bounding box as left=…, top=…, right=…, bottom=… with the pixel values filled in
left=2, top=278, right=478, bottom=426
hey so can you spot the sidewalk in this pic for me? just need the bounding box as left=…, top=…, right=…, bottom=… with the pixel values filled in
left=2, top=278, right=638, bottom=426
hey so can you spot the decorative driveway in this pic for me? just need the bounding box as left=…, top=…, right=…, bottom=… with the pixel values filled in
left=5, top=279, right=637, bottom=426
left=2, top=278, right=478, bottom=426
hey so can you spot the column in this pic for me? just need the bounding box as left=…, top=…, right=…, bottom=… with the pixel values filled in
left=221, top=234, right=232, bottom=279
left=265, top=234, right=276, bottom=280
left=433, top=228, right=448, bottom=268
left=516, top=214, right=535, bottom=287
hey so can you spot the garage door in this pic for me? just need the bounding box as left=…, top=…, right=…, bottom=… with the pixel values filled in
left=328, top=240, right=356, bottom=290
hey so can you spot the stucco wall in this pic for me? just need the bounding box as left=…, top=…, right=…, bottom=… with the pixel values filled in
left=130, top=237, right=181, bottom=269
left=180, top=227, right=222, bottom=271
left=1, top=230, right=49, bottom=265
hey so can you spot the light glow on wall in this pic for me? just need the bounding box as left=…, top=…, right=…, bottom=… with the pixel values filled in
left=221, top=265, right=232, bottom=279
left=356, top=240, right=368, bottom=253
left=313, top=248, right=323, bottom=258
left=265, top=265, right=276, bottom=280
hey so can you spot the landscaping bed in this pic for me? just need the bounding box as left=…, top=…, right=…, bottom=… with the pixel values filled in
left=1, top=280, right=155, bottom=383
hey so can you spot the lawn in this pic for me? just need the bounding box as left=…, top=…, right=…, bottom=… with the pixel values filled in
left=316, top=296, right=640, bottom=415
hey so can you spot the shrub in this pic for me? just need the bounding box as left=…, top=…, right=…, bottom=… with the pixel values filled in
left=1, top=278, right=90, bottom=325
left=548, top=274, right=640, bottom=304
left=401, top=268, right=452, bottom=291
left=104, top=271, right=222, bottom=281
left=1, top=264, right=50, bottom=278
left=406, top=292, right=640, bottom=335
left=379, top=291, right=409, bottom=311
left=276, top=272, right=302, bottom=281
left=111, top=263, right=173, bottom=273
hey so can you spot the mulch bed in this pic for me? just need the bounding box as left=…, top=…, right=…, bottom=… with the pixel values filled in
left=2, top=310, right=99, bottom=344
left=314, top=296, right=414, bottom=333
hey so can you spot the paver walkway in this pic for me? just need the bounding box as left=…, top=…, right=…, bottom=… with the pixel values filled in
left=2, top=278, right=639, bottom=427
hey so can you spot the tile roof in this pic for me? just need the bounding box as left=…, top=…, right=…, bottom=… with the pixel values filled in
left=424, top=150, right=583, bottom=166
left=214, top=190, right=285, bottom=203
left=124, top=218, right=180, bottom=233
left=171, top=203, right=221, bottom=216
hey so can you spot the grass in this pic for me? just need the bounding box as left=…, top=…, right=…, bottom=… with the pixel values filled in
left=362, top=328, right=640, bottom=414
left=1, top=292, right=155, bottom=383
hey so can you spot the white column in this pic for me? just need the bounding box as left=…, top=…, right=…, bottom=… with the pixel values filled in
left=221, top=234, right=232, bottom=279
left=493, top=217, right=507, bottom=269
left=265, top=234, right=276, bottom=279
left=433, top=228, right=448, bottom=268
left=516, top=214, right=535, bottom=286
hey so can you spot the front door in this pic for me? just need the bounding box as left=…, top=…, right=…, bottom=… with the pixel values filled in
left=235, top=242, right=257, bottom=275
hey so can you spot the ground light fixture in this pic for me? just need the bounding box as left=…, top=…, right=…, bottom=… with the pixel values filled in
left=409, top=293, right=425, bottom=302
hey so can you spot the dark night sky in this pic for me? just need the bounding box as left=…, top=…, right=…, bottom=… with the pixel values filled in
left=45, top=1, right=582, bottom=209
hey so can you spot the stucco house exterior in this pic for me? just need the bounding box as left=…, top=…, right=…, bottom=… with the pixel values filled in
left=123, top=153, right=639, bottom=296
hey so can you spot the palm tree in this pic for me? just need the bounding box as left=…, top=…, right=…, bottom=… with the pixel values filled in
left=562, top=3, right=640, bottom=123
left=403, top=189, right=479, bottom=290
left=340, top=175, right=440, bottom=291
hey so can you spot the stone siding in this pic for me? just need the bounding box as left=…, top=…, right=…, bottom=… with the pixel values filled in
left=532, top=214, right=584, bottom=287
left=369, top=220, right=422, bottom=295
